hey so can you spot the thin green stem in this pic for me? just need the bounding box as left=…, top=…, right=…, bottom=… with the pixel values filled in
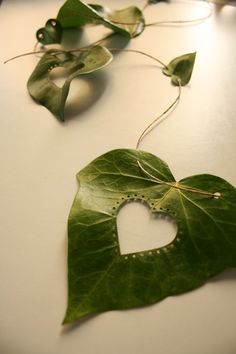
left=145, top=0, right=213, bottom=27
left=136, top=81, right=181, bottom=150
left=108, top=48, right=167, bottom=69
left=137, top=160, right=219, bottom=198
left=4, top=49, right=51, bottom=64
left=145, top=13, right=212, bottom=27
left=133, top=71, right=219, bottom=199
left=4, top=33, right=116, bottom=64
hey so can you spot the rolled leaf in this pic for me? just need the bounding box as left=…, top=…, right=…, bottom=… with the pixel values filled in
left=27, top=46, right=113, bottom=121
left=57, top=0, right=145, bottom=38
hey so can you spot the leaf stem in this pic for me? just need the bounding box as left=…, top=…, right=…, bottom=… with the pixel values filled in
left=145, top=0, right=213, bottom=27
left=108, top=48, right=167, bottom=69
left=4, top=50, right=51, bottom=64
left=136, top=80, right=181, bottom=149
left=137, top=160, right=219, bottom=198
left=132, top=70, right=219, bottom=199
left=4, top=32, right=117, bottom=64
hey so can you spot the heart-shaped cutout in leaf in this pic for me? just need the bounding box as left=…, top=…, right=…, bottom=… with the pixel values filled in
left=64, top=148, right=236, bottom=324
left=27, top=45, right=113, bottom=121
left=163, top=52, right=196, bottom=86
left=117, top=201, right=177, bottom=254
left=36, top=19, right=62, bottom=45
left=57, top=0, right=145, bottom=38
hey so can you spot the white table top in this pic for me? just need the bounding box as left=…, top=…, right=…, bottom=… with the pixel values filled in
left=0, top=1, right=236, bottom=353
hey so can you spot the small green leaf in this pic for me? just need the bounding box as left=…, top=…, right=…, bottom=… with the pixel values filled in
left=36, top=19, right=62, bottom=45
left=27, top=46, right=113, bottom=121
left=57, top=0, right=107, bottom=28
left=57, top=0, right=145, bottom=38
left=64, top=148, right=236, bottom=324
left=163, top=52, right=196, bottom=86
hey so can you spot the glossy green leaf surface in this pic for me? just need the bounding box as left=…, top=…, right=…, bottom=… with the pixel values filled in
left=64, top=148, right=236, bottom=324
left=163, top=52, right=196, bottom=85
left=36, top=19, right=62, bottom=45
left=27, top=46, right=113, bottom=121
left=57, top=0, right=145, bottom=38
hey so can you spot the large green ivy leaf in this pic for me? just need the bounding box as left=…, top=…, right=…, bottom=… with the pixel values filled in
left=163, top=52, right=196, bottom=86
left=57, top=0, right=145, bottom=38
left=27, top=46, right=113, bottom=121
left=64, top=148, right=236, bottom=324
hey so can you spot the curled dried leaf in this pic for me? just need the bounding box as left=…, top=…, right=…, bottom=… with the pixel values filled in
left=27, top=46, right=113, bottom=121
left=57, top=0, right=145, bottom=38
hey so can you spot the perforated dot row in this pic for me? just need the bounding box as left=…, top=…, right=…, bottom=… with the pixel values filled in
left=111, top=194, right=177, bottom=213
left=123, top=248, right=165, bottom=260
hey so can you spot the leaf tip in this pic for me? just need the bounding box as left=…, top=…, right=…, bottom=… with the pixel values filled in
left=58, top=113, right=65, bottom=122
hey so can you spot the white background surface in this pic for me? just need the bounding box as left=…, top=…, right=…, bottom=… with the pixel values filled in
left=0, top=1, right=236, bottom=353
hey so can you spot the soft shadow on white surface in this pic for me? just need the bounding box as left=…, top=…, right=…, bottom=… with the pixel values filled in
left=209, top=268, right=236, bottom=283
left=0, top=0, right=236, bottom=354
